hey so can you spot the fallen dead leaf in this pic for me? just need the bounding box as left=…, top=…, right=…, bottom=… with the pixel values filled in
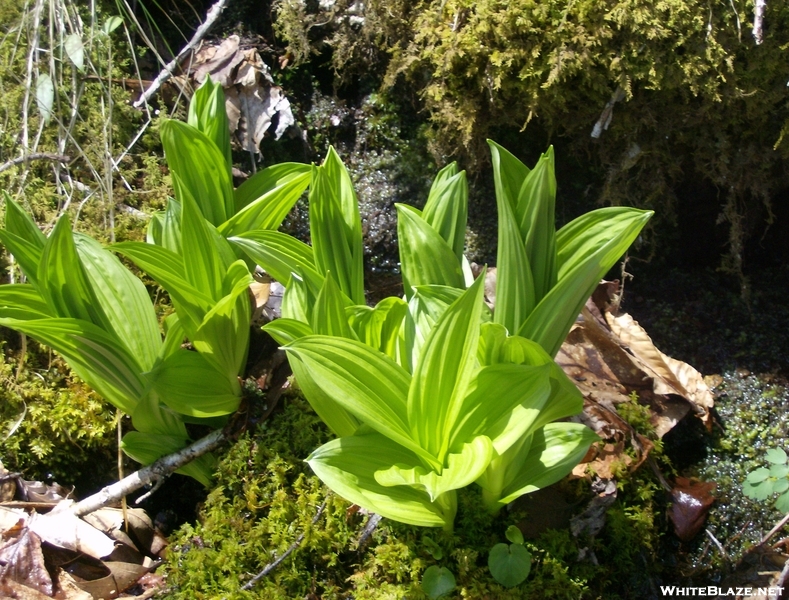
left=0, top=526, right=52, bottom=596
left=668, top=476, right=716, bottom=542
left=179, top=36, right=297, bottom=158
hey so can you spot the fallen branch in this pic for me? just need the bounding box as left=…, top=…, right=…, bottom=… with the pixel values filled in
left=0, top=153, right=72, bottom=175
left=70, top=427, right=228, bottom=517
left=132, top=0, right=228, bottom=108
left=241, top=498, right=328, bottom=591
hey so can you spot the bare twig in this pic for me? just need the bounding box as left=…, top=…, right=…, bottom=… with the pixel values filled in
left=759, top=511, right=789, bottom=547
left=132, top=0, right=228, bottom=108
left=70, top=427, right=228, bottom=517
left=705, top=528, right=729, bottom=561
left=241, top=499, right=328, bottom=591
left=0, top=153, right=72, bottom=175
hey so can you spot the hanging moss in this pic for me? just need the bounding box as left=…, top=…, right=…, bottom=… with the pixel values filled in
left=273, top=0, right=789, bottom=274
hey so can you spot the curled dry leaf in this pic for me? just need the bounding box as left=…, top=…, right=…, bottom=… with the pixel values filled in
left=28, top=503, right=115, bottom=559
left=605, top=311, right=714, bottom=426
left=181, top=35, right=297, bottom=156
left=558, top=281, right=715, bottom=478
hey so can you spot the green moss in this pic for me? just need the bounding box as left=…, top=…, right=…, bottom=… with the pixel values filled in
left=0, top=338, right=117, bottom=488
left=162, top=393, right=680, bottom=598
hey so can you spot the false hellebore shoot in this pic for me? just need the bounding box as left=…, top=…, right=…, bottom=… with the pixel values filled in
left=0, top=77, right=651, bottom=550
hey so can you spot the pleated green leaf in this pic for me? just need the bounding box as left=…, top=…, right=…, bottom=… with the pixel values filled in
left=289, top=354, right=360, bottom=437
left=313, top=273, right=355, bottom=338
left=306, top=432, right=451, bottom=528
left=0, top=231, right=42, bottom=286
left=0, top=317, right=145, bottom=414
left=280, top=273, right=314, bottom=324
left=396, top=204, right=465, bottom=299
left=150, top=349, right=242, bottom=417
left=449, top=363, right=552, bottom=456
left=146, top=210, right=165, bottom=246
left=179, top=175, right=227, bottom=302
left=407, top=284, right=491, bottom=369
left=112, top=242, right=212, bottom=341
left=161, top=198, right=183, bottom=254
left=283, top=335, right=437, bottom=466
left=73, top=234, right=161, bottom=372
left=38, top=216, right=104, bottom=326
left=309, top=148, right=365, bottom=304
left=222, top=163, right=310, bottom=235
left=161, top=313, right=186, bottom=359
left=121, top=431, right=215, bottom=487
left=187, top=76, right=232, bottom=174
left=347, top=296, right=408, bottom=362
left=192, top=261, right=252, bottom=378
left=519, top=207, right=653, bottom=356
left=556, top=207, right=653, bottom=279
left=263, top=318, right=314, bottom=346
left=408, top=276, right=485, bottom=461
left=498, top=423, right=599, bottom=505
left=229, top=231, right=321, bottom=288
left=488, top=140, right=530, bottom=219
left=160, top=119, right=234, bottom=226
left=493, top=182, right=535, bottom=336
left=0, top=284, right=51, bottom=319
left=515, top=147, right=557, bottom=301
left=131, top=391, right=189, bottom=439
left=376, top=435, right=493, bottom=501
left=421, top=163, right=468, bottom=261
left=2, top=194, right=45, bottom=283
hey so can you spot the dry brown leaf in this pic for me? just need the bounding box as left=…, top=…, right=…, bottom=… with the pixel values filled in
left=56, top=570, right=94, bottom=600
left=0, top=527, right=52, bottom=596
left=668, top=477, right=716, bottom=542
left=0, top=578, right=53, bottom=599
left=72, top=562, right=149, bottom=599
left=606, top=312, right=714, bottom=425
left=182, top=38, right=295, bottom=157
left=29, top=504, right=115, bottom=559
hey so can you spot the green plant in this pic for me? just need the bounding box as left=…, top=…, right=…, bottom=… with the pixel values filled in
left=488, top=525, right=531, bottom=588
left=239, top=139, right=650, bottom=525
left=421, top=565, right=456, bottom=599
left=743, top=448, right=789, bottom=512
left=278, top=277, right=597, bottom=530
left=0, top=195, right=220, bottom=484
left=147, top=77, right=311, bottom=250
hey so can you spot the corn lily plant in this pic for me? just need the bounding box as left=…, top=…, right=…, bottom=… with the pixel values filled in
left=0, top=196, right=223, bottom=484
left=282, top=277, right=597, bottom=530
left=253, top=142, right=651, bottom=521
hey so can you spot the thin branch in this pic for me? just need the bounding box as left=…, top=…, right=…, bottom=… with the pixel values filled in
left=70, top=426, right=228, bottom=517
left=0, top=153, right=72, bottom=175
left=759, top=511, right=789, bottom=547
left=241, top=499, right=328, bottom=591
left=132, top=0, right=228, bottom=108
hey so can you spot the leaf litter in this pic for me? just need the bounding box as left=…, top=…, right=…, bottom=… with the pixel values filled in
left=0, top=464, right=165, bottom=599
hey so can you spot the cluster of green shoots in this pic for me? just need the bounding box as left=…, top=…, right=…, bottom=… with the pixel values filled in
left=0, top=78, right=652, bottom=589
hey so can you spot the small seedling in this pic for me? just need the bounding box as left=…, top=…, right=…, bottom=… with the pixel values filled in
left=743, top=448, right=789, bottom=512
left=421, top=565, right=456, bottom=599
left=488, top=525, right=531, bottom=588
